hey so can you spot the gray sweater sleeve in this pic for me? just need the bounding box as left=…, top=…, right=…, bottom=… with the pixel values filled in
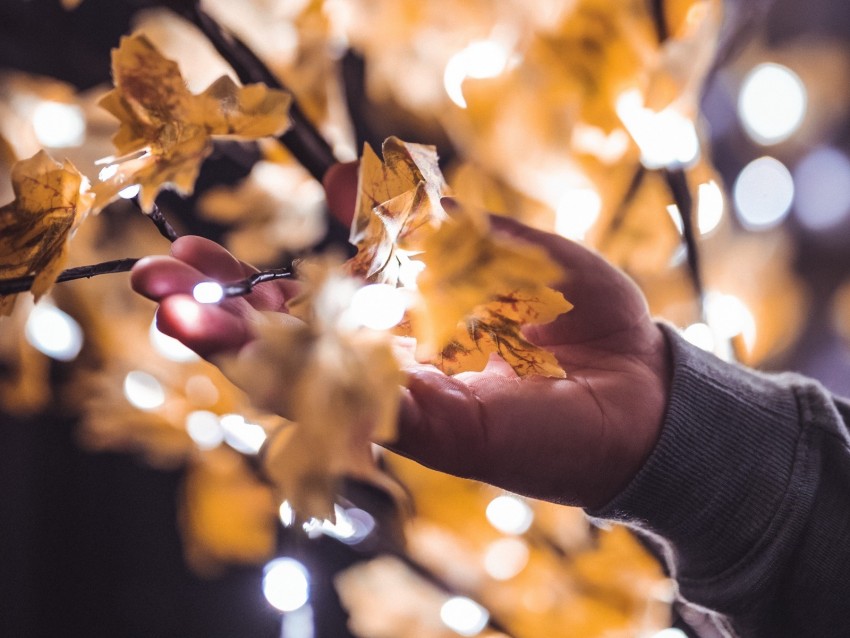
left=588, top=324, right=850, bottom=637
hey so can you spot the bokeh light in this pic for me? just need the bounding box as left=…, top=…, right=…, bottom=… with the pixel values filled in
left=185, top=411, right=224, bottom=450
left=149, top=319, right=200, bottom=362
left=444, top=40, right=513, bottom=108
left=220, top=414, right=267, bottom=454
left=123, top=371, right=166, bottom=411
left=31, top=101, right=85, bottom=148
left=792, top=146, right=850, bottom=231
left=262, top=557, right=310, bottom=613
left=733, top=156, right=795, bottom=230
left=348, top=283, right=407, bottom=330
left=485, top=495, right=533, bottom=535
left=193, top=282, right=225, bottom=304
left=440, top=596, right=489, bottom=636
left=483, top=537, right=530, bottom=581
left=24, top=301, right=84, bottom=361
left=556, top=187, right=602, bottom=240
left=738, top=63, right=807, bottom=145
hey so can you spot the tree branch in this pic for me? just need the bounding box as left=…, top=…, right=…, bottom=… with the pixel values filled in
left=663, top=168, right=705, bottom=307
left=0, top=259, right=141, bottom=296
left=649, top=0, right=669, bottom=43
left=145, top=202, right=180, bottom=242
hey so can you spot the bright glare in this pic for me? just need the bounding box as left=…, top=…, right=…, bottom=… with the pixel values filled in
left=697, top=181, right=725, bottom=234
left=733, top=156, right=794, bottom=230
left=119, top=184, right=141, bottom=199
left=220, top=414, right=267, bottom=454
left=483, top=538, right=530, bottom=581
left=485, top=495, right=533, bottom=535
left=793, top=146, right=850, bottom=231
left=123, top=371, right=166, bottom=410
left=262, top=557, right=310, bottom=613
left=705, top=292, right=757, bottom=352
left=683, top=322, right=716, bottom=353
left=193, top=282, right=225, bottom=304
left=98, top=164, right=119, bottom=181
left=348, top=284, right=407, bottom=330
left=185, top=411, right=224, bottom=450
left=279, top=501, right=295, bottom=527
left=555, top=187, right=602, bottom=240
left=444, top=40, right=512, bottom=108
left=302, top=505, right=375, bottom=545
left=32, top=101, right=86, bottom=148
left=440, top=597, right=489, bottom=637
left=616, top=89, right=700, bottom=169
left=738, top=63, right=807, bottom=145
left=149, top=320, right=199, bottom=362
left=24, top=302, right=84, bottom=361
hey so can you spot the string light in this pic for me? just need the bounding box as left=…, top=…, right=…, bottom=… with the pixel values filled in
left=485, top=495, right=533, bottom=535
left=705, top=292, right=757, bottom=352
left=738, top=63, right=807, bottom=145
left=32, top=101, right=86, bottom=148
left=193, top=282, right=225, bottom=304
left=24, top=302, right=84, bottom=361
left=185, top=411, right=224, bottom=450
left=279, top=501, right=295, bottom=527
left=444, top=40, right=514, bottom=108
left=123, top=371, right=166, bottom=410
left=119, top=184, right=141, bottom=199
left=440, top=597, right=489, bottom=636
left=220, top=414, right=267, bottom=454
left=262, top=557, right=310, bottom=613
left=302, top=504, right=375, bottom=545
left=683, top=323, right=716, bottom=353
left=733, top=156, right=794, bottom=230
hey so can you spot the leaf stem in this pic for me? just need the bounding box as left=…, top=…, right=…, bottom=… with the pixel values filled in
left=183, top=2, right=337, bottom=182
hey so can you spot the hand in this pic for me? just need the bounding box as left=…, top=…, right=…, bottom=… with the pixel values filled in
left=131, top=163, right=671, bottom=510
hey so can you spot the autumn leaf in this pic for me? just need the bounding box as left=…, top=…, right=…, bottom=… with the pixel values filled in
left=217, top=260, right=406, bottom=519
left=412, top=201, right=571, bottom=372
left=95, top=33, right=291, bottom=212
left=0, top=150, right=94, bottom=315
left=347, top=137, right=449, bottom=286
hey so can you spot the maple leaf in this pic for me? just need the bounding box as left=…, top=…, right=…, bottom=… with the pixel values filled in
left=347, top=137, right=449, bottom=286
left=0, top=150, right=94, bottom=315
left=217, top=260, right=405, bottom=519
left=412, top=201, right=571, bottom=371
left=95, top=33, right=291, bottom=212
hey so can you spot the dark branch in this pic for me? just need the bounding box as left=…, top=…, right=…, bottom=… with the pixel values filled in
left=0, top=258, right=140, bottom=296
left=598, top=165, right=646, bottom=251
left=144, top=202, right=180, bottom=242
left=222, top=268, right=292, bottom=298
left=663, top=168, right=705, bottom=308
left=649, top=0, right=669, bottom=43
left=183, top=3, right=337, bottom=182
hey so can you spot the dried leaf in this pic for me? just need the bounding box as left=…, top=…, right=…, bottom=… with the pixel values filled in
left=95, top=34, right=291, bottom=211
left=218, top=263, right=405, bottom=519
left=0, top=150, right=94, bottom=315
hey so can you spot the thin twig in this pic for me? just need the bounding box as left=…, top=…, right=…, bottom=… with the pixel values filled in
left=183, top=2, right=337, bottom=182
left=663, top=168, right=705, bottom=310
left=598, top=165, right=646, bottom=251
left=649, top=0, right=669, bottom=43
left=0, top=258, right=141, bottom=296
left=145, top=202, right=180, bottom=242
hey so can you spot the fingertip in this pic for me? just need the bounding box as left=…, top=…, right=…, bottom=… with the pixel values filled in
left=130, top=256, right=203, bottom=300
left=170, top=236, right=249, bottom=281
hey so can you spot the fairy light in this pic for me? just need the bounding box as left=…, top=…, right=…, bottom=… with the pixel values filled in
left=738, top=63, right=807, bottom=145
left=279, top=501, right=295, bottom=527
left=485, top=495, right=533, bottom=535
left=262, top=557, right=310, bottom=613
left=220, top=414, right=267, bottom=454
left=119, top=184, right=141, bottom=199
left=683, top=322, right=716, bottom=353
left=24, top=302, right=84, bottom=361
left=185, top=411, right=224, bottom=450
left=32, top=101, right=86, bottom=148
left=444, top=40, right=513, bottom=108
left=149, top=319, right=199, bottom=362
left=302, top=505, right=375, bottom=545
left=733, top=156, right=795, bottom=230
left=697, top=181, right=725, bottom=234
left=123, top=371, right=166, bottom=410
left=440, top=597, right=489, bottom=636
left=793, top=146, right=850, bottom=231
left=193, top=282, right=225, bottom=304
left=98, top=164, right=119, bottom=182
left=705, top=292, right=757, bottom=352
left=555, top=187, right=602, bottom=240
left=347, top=283, right=407, bottom=330
left=616, top=89, right=700, bottom=169
left=483, top=538, right=530, bottom=581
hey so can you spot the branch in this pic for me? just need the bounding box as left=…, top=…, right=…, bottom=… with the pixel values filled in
left=182, top=3, right=337, bottom=182
left=649, top=0, right=669, bottom=43
left=144, top=202, right=180, bottom=242
left=0, top=258, right=140, bottom=296
left=663, top=168, right=705, bottom=308
left=221, top=268, right=292, bottom=298
left=598, top=165, right=646, bottom=251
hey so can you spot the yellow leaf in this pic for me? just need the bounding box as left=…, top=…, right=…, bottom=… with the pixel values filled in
left=95, top=34, right=291, bottom=212
left=0, top=150, right=94, bottom=315
left=412, top=201, right=568, bottom=359
left=217, top=262, right=406, bottom=519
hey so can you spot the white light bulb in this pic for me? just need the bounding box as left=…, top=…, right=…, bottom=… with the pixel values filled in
left=193, top=282, right=224, bottom=304
left=220, top=414, right=267, bottom=455
left=738, top=63, right=807, bottom=145
left=185, top=411, right=224, bottom=450
left=262, top=558, right=310, bottom=613
left=616, top=90, right=700, bottom=169
left=279, top=501, right=295, bottom=527
left=683, top=323, right=716, bottom=353
left=697, top=181, right=725, bottom=235
left=793, top=146, right=850, bottom=231
left=32, top=101, right=86, bottom=148
left=733, top=156, right=794, bottom=230
left=485, top=495, right=533, bottom=535
left=123, top=371, right=166, bottom=410
left=440, top=597, right=489, bottom=636
left=25, top=302, right=84, bottom=361
left=118, top=184, right=141, bottom=199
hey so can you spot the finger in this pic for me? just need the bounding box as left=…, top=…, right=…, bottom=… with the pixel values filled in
left=323, top=161, right=358, bottom=227
left=131, top=255, right=209, bottom=301
left=156, top=295, right=254, bottom=358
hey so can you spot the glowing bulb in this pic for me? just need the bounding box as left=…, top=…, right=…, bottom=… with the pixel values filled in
left=262, top=557, right=310, bottom=613
left=485, top=495, right=533, bottom=535
left=193, top=282, right=224, bottom=304
left=347, top=284, right=407, bottom=330
left=185, top=411, right=224, bottom=450
left=444, top=40, right=512, bottom=108
left=220, top=414, right=267, bottom=454
left=683, top=323, right=716, bottom=353
left=733, top=156, right=794, bottom=230
left=483, top=538, right=530, bottom=581
left=279, top=501, right=295, bottom=527
left=440, top=597, right=489, bottom=636
left=793, top=146, right=850, bottom=231
left=123, top=371, right=166, bottom=410
left=705, top=292, right=756, bottom=351
left=24, top=302, right=84, bottom=361
left=98, top=164, right=119, bottom=181
left=697, top=181, right=725, bottom=234
left=738, top=63, right=807, bottom=145
left=32, top=101, right=85, bottom=148
left=302, top=505, right=375, bottom=544
left=616, top=89, right=700, bottom=169
left=555, top=187, right=602, bottom=240
left=119, top=184, right=141, bottom=199
left=149, top=320, right=199, bottom=362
